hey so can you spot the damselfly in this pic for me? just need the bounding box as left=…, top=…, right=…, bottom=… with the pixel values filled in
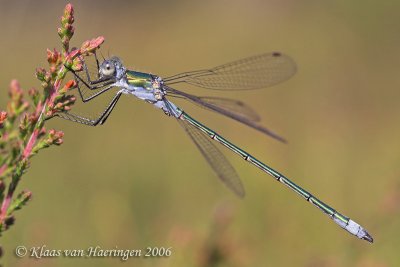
left=54, top=52, right=373, bottom=243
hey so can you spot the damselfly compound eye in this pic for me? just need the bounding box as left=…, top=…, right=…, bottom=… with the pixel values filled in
left=100, top=61, right=115, bottom=76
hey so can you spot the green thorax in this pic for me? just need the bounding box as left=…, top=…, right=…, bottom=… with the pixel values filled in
left=126, top=70, right=155, bottom=89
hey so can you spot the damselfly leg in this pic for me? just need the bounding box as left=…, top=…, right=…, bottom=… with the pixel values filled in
left=53, top=53, right=122, bottom=125
left=53, top=90, right=122, bottom=126
left=66, top=53, right=116, bottom=102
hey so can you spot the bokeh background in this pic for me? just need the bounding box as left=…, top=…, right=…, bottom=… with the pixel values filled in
left=1, top=0, right=400, bottom=266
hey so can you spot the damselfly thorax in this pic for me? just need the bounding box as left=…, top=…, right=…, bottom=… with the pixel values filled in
left=96, top=57, right=172, bottom=114
left=126, top=71, right=166, bottom=102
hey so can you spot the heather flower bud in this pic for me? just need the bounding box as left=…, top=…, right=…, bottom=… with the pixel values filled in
left=35, top=68, right=52, bottom=90
left=59, top=3, right=75, bottom=52
left=62, top=4, right=74, bottom=24
left=59, top=80, right=76, bottom=94
left=72, top=57, right=83, bottom=71
left=9, top=80, right=23, bottom=102
left=9, top=190, right=32, bottom=213
left=68, top=49, right=80, bottom=58
left=32, top=129, right=64, bottom=153
left=51, top=93, right=76, bottom=114
left=35, top=68, right=47, bottom=82
left=80, top=36, right=105, bottom=55
left=7, top=80, right=29, bottom=117
left=19, top=190, right=32, bottom=203
left=28, top=88, right=40, bottom=105
left=0, top=111, right=7, bottom=128
left=64, top=49, right=83, bottom=72
left=18, top=114, right=30, bottom=138
left=47, top=49, right=62, bottom=68
left=28, top=113, right=39, bottom=125
left=48, top=129, right=64, bottom=145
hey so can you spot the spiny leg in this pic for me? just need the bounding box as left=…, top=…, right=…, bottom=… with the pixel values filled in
left=65, top=51, right=114, bottom=92
left=97, top=91, right=122, bottom=125
left=66, top=63, right=113, bottom=90
left=52, top=91, right=123, bottom=126
left=74, top=77, right=115, bottom=103
left=79, top=52, right=108, bottom=85
left=65, top=55, right=115, bottom=103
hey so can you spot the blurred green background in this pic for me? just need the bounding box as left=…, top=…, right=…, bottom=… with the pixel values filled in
left=1, top=0, right=400, bottom=266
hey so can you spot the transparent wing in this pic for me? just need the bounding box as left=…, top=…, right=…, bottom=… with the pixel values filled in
left=167, top=86, right=286, bottom=143
left=164, top=52, right=296, bottom=90
left=178, top=119, right=245, bottom=197
left=166, top=86, right=260, bottom=121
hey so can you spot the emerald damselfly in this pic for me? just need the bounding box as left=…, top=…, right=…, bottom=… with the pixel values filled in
left=54, top=52, right=373, bottom=243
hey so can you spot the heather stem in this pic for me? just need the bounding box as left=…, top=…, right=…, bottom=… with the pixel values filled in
left=0, top=165, right=6, bottom=177
left=0, top=160, right=26, bottom=221
left=0, top=66, right=66, bottom=222
left=22, top=129, right=39, bottom=160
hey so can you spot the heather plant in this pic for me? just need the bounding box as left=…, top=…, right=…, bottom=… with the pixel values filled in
left=0, top=3, right=104, bottom=240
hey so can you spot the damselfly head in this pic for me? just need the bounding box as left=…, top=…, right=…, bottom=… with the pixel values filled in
left=99, top=56, right=123, bottom=78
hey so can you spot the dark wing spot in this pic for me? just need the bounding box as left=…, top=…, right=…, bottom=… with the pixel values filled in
left=272, top=52, right=282, bottom=57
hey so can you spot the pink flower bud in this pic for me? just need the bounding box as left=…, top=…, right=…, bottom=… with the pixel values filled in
left=9, top=80, right=23, bottom=102
left=80, top=36, right=105, bottom=55
left=21, top=190, right=33, bottom=201
left=47, top=49, right=61, bottom=66
left=7, top=80, right=27, bottom=116
left=28, top=113, right=39, bottom=124
left=0, top=111, right=7, bottom=128
left=28, top=88, right=39, bottom=97
left=68, top=49, right=80, bottom=58
left=35, top=68, right=48, bottom=82
left=64, top=3, right=74, bottom=18
left=0, top=111, right=7, bottom=122
left=65, top=80, right=76, bottom=90
left=48, top=129, right=64, bottom=145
